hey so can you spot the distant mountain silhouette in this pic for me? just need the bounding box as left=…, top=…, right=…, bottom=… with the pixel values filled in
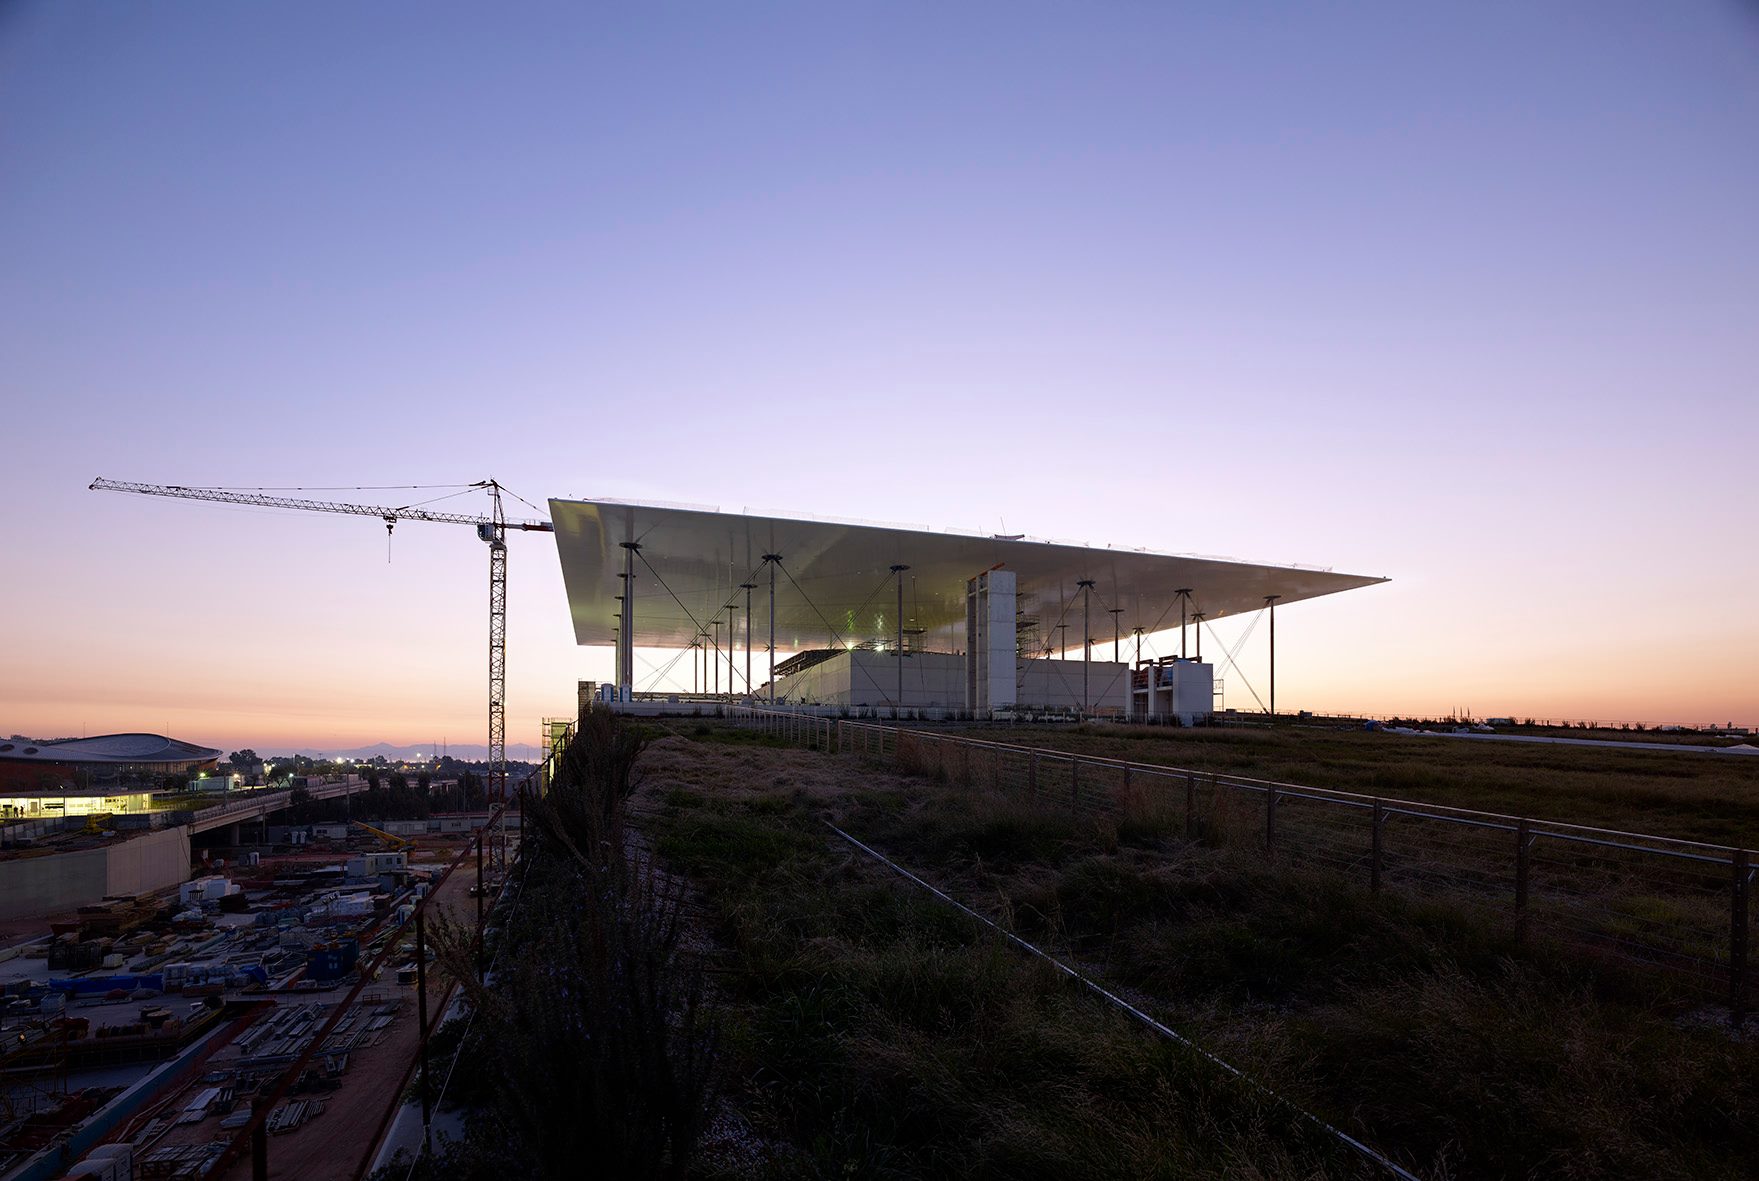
left=269, top=740, right=541, bottom=762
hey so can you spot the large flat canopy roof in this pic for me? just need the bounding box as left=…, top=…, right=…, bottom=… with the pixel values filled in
left=550, top=499, right=1386, bottom=653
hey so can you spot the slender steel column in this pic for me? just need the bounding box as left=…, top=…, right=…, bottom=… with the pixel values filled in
left=741, top=582, right=756, bottom=699
left=1109, top=608, right=1123, bottom=662
left=1177, top=588, right=1190, bottom=659
left=1077, top=579, right=1094, bottom=714
left=891, top=564, right=909, bottom=719
left=617, top=542, right=638, bottom=695
left=1193, top=613, right=1204, bottom=661
left=727, top=604, right=738, bottom=699
left=763, top=555, right=781, bottom=703
left=1131, top=625, right=1146, bottom=722
left=712, top=620, right=720, bottom=698
left=1266, top=595, right=1280, bottom=718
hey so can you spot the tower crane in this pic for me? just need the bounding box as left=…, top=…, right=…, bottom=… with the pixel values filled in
left=88, top=478, right=554, bottom=817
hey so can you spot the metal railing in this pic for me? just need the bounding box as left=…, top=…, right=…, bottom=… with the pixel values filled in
left=728, top=707, right=1754, bottom=1022
left=182, top=780, right=368, bottom=831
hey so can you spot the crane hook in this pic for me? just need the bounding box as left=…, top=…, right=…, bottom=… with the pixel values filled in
left=384, top=516, right=396, bottom=563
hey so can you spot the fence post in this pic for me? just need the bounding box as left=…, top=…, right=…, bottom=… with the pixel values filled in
left=251, top=1097, right=268, bottom=1181
left=1185, top=773, right=1196, bottom=839
left=1265, top=784, right=1278, bottom=853
left=475, top=831, right=486, bottom=982
left=1515, top=818, right=1531, bottom=940
left=1370, top=799, right=1384, bottom=894
left=1733, top=848, right=1750, bottom=1026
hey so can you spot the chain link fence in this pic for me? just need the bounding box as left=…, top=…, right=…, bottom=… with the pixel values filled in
left=727, top=707, right=1753, bottom=1020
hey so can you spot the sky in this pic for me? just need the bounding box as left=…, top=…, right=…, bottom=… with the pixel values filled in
left=2, top=2, right=1755, bottom=752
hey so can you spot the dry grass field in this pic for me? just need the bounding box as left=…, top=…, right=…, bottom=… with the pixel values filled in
left=955, top=722, right=1759, bottom=847
left=645, top=722, right=1759, bottom=1180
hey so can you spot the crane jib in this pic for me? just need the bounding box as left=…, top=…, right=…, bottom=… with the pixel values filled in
left=88, top=475, right=552, bottom=849
left=88, top=477, right=552, bottom=531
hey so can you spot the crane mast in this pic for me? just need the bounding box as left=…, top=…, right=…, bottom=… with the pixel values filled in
left=89, top=477, right=553, bottom=822
left=484, top=485, right=509, bottom=815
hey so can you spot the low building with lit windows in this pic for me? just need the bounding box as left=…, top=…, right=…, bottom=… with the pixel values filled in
left=0, top=733, right=221, bottom=808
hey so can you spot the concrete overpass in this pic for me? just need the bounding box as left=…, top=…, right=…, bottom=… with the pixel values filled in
left=186, top=780, right=371, bottom=836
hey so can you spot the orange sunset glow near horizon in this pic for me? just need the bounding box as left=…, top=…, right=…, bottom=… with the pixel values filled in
left=2, top=5, right=1755, bottom=752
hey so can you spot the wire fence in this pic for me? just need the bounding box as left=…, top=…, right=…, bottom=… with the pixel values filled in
left=727, top=707, right=1754, bottom=1022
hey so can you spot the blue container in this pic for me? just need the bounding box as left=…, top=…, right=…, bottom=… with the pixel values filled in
left=49, top=973, right=165, bottom=996
left=305, top=938, right=360, bottom=982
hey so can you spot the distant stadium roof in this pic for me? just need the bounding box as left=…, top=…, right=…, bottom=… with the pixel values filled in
left=0, top=734, right=221, bottom=766
left=549, top=499, right=1386, bottom=652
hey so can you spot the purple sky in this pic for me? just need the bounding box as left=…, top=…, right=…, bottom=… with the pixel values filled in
left=3, top=3, right=1755, bottom=750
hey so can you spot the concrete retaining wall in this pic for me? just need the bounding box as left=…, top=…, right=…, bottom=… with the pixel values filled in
left=0, top=846, right=108, bottom=921
left=0, top=826, right=191, bottom=921
left=105, top=826, right=191, bottom=898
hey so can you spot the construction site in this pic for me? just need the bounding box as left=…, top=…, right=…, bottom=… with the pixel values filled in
left=0, top=804, right=514, bottom=1181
